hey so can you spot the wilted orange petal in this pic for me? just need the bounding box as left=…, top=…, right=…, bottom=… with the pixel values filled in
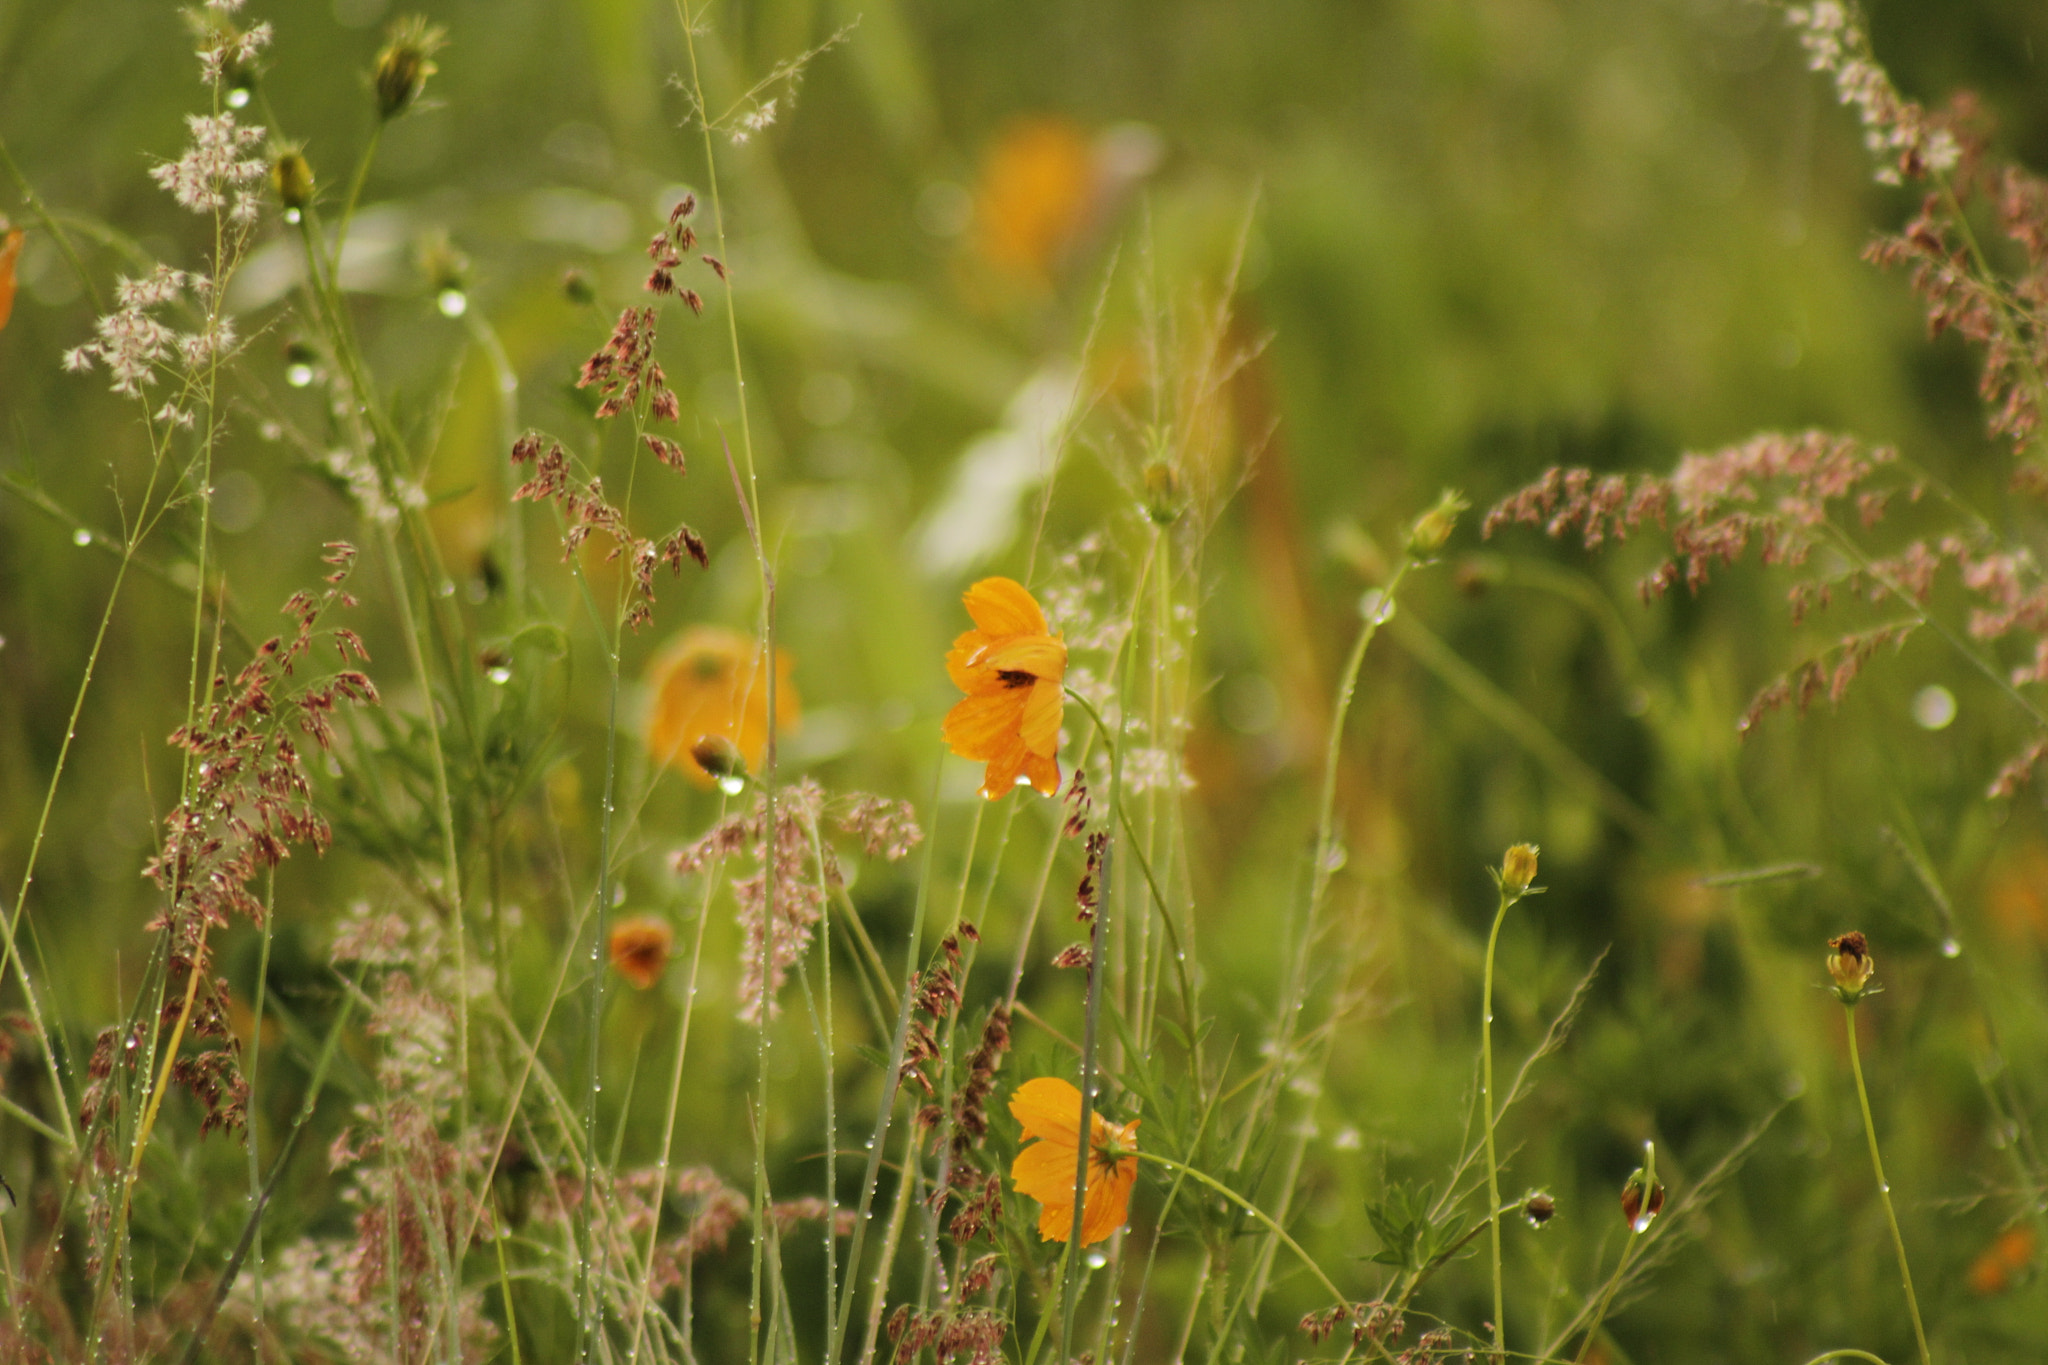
left=962, top=577, right=1049, bottom=638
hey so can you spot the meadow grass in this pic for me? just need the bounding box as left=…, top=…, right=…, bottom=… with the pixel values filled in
left=4, top=2, right=2048, bottom=1363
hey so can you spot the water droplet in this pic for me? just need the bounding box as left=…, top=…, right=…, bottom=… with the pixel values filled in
left=1940, top=937, right=1961, bottom=959
left=611, top=883, right=627, bottom=906
left=1358, top=588, right=1395, bottom=624
left=1484, top=1013, right=1493, bottom=1024
left=1085, top=1251, right=1108, bottom=1270
left=226, top=87, right=251, bottom=110
left=718, top=774, right=746, bottom=796
left=72, top=528, right=91, bottom=547
left=282, top=206, right=301, bottom=225
left=1631, top=1213, right=1655, bottom=1234
left=286, top=361, right=314, bottom=387
left=1911, top=684, right=1956, bottom=731
left=487, top=666, right=512, bottom=685
left=438, top=580, right=457, bottom=597
left=1879, top=1182, right=1890, bottom=1194
left=437, top=288, right=469, bottom=318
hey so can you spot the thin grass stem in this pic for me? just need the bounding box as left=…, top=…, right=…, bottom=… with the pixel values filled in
left=1842, top=1001, right=1933, bottom=1365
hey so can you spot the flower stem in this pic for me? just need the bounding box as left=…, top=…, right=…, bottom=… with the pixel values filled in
left=1060, top=691, right=1123, bottom=1365
left=1133, top=1153, right=1346, bottom=1305
left=1842, top=1003, right=1933, bottom=1365
left=1480, top=882, right=1513, bottom=1364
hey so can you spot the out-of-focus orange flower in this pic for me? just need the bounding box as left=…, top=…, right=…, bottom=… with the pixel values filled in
left=608, top=915, right=674, bottom=990
left=1966, top=1222, right=2036, bottom=1296
left=942, top=577, right=1065, bottom=799
left=644, top=625, right=800, bottom=787
left=972, top=119, right=1093, bottom=280
left=0, top=229, right=24, bottom=333
left=1008, top=1076, right=1139, bottom=1246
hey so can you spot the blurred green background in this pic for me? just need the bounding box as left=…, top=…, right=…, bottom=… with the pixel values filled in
left=7, top=0, right=2048, bottom=1359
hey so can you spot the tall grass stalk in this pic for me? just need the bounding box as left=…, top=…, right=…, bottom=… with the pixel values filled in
left=1841, top=999, right=1932, bottom=1365
left=1480, top=846, right=1539, bottom=1365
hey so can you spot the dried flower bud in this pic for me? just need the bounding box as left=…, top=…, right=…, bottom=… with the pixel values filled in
left=1141, top=461, right=1184, bottom=525
left=562, top=268, right=595, bottom=306
left=373, top=15, right=446, bottom=121
left=1827, top=931, right=1875, bottom=1004
left=1499, top=843, right=1540, bottom=897
left=270, top=148, right=314, bottom=210
left=1405, top=489, right=1468, bottom=557
left=1619, top=1166, right=1665, bottom=1231
left=690, top=734, right=747, bottom=783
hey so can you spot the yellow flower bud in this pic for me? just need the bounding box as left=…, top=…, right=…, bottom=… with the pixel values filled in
left=1406, top=489, right=1468, bottom=557
left=271, top=149, right=314, bottom=211
left=1500, top=843, right=1540, bottom=897
left=1827, top=931, right=1875, bottom=1004
left=1141, top=460, right=1184, bottom=525
left=374, top=16, right=446, bottom=121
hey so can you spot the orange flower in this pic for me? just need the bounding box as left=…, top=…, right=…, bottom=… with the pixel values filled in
left=0, top=229, right=23, bottom=333
left=1008, top=1076, right=1139, bottom=1246
left=644, top=625, right=799, bottom=787
left=1966, top=1223, right=2037, bottom=1296
left=972, top=119, right=1093, bottom=281
left=942, top=578, right=1066, bottom=800
left=608, top=915, right=674, bottom=989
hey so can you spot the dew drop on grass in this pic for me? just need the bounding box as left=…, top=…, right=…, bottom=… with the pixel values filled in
left=283, top=207, right=302, bottom=225
left=1631, top=1212, right=1656, bottom=1234
left=437, top=288, right=468, bottom=318
left=226, top=87, right=250, bottom=109
left=718, top=774, right=746, bottom=796
left=1940, top=937, right=1961, bottom=958
left=487, top=665, right=512, bottom=685
left=1911, top=684, right=1956, bottom=730
left=72, top=528, right=91, bottom=547
left=285, top=360, right=314, bottom=387
left=1085, top=1251, right=1108, bottom=1270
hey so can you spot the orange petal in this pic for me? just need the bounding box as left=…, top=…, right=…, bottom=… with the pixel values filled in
left=1023, top=750, right=1061, bottom=796
left=946, top=630, right=1008, bottom=695
left=1020, top=675, right=1063, bottom=756
left=962, top=577, right=1048, bottom=637
left=979, top=738, right=1030, bottom=799
left=1011, top=1137, right=1079, bottom=1208
left=1079, top=1152, right=1137, bottom=1245
left=971, top=634, right=1067, bottom=681
left=1008, top=1077, right=1084, bottom=1145
left=944, top=690, right=1029, bottom=762
left=0, top=230, right=21, bottom=333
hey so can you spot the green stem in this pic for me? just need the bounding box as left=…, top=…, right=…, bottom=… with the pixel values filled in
left=1843, top=1003, right=1933, bottom=1365
left=1059, top=687, right=1121, bottom=1365
left=1481, top=882, right=1515, bottom=1364
left=1133, top=1153, right=1345, bottom=1306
